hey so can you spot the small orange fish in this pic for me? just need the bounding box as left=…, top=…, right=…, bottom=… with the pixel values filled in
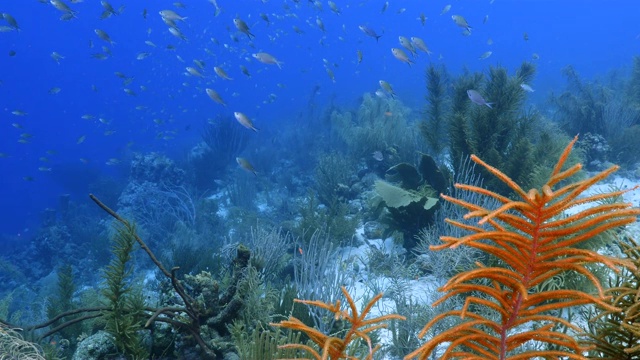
left=298, top=247, right=303, bottom=255
left=384, top=111, right=393, bottom=117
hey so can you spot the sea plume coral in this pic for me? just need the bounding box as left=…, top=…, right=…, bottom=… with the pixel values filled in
left=273, top=286, right=405, bottom=359
left=405, top=135, right=639, bottom=359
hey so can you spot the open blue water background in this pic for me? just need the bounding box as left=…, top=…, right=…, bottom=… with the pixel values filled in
left=0, top=0, right=638, bottom=238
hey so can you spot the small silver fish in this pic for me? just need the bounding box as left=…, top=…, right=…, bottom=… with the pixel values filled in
left=411, top=37, right=432, bottom=56
left=186, top=67, right=204, bottom=77
left=214, top=66, right=233, bottom=80
left=95, top=29, right=115, bottom=45
left=520, top=83, right=535, bottom=92
left=205, top=88, right=226, bottom=106
left=252, top=52, right=283, bottom=68
left=236, top=157, right=257, bottom=176
left=233, top=18, right=254, bottom=39
left=379, top=80, right=396, bottom=98
left=452, top=15, right=472, bottom=32
left=391, top=48, right=413, bottom=67
left=398, top=36, right=416, bottom=56
left=467, top=89, right=492, bottom=108
left=479, top=51, right=492, bottom=60
left=234, top=112, right=258, bottom=132
left=358, top=25, right=382, bottom=42
left=2, top=13, right=20, bottom=30
left=159, top=10, right=187, bottom=21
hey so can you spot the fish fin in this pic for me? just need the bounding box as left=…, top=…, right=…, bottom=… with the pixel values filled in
left=485, top=103, right=493, bottom=109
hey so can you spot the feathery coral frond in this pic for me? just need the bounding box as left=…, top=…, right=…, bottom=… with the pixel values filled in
left=585, top=237, right=640, bottom=359
left=405, top=135, right=639, bottom=360
left=273, top=286, right=405, bottom=360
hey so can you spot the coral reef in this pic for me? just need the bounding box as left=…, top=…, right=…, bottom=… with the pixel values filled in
left=277, top=136, right=640, bottom=359
left=3, top=195, right=262, bottom=359
left=330, top=93, right=419, bottom=164
left=116, top=152, right=205, bottom=244
left=71, top=331, right=117, bottom=360
left=552, top=62, right=640, bottom=169
left=371, top=153, right=446, bottom=249
left=314, top=151, right=356, bottom=209
left=130, top=152, right=185, bottom=186
left=189, top=116, right=252, bottom=190
left=449, top=63, right=540, bottom=195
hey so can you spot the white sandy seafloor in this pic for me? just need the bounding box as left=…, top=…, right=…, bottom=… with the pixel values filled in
left=339, top=174, right=640, bottom=359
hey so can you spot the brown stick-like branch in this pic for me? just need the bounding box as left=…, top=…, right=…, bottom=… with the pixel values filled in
left=38, top=313, right=103, bottom=340
left=89, top=194, right=197, bottom=319
left=25, top=307, right=108, bottom=332
left=89, top=193, right=215, bottom=357
left=145, top=307, right=186, bottom=328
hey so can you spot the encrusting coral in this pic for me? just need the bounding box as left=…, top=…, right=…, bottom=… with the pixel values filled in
left=405, top=135, right=639, bottom=359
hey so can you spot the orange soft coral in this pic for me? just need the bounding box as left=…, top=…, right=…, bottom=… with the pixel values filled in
left=272, top=286, right=405, bottom=360
left=405, top=135, right=639, bottom=360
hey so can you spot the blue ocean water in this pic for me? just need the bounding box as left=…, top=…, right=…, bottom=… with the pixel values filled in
left=0, top=1, right=637, bottom=236
left=0, top=0, right=640, bottom=234
left=0, top=1, right=639, bottom=358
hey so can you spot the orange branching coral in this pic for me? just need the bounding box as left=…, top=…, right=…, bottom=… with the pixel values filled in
left=405, top=135, right=640, bottom=360
left=272, top=286, right=406, bottom=360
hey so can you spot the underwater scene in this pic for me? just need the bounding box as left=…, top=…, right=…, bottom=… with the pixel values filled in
left=2, top=0, right=640, bottom=359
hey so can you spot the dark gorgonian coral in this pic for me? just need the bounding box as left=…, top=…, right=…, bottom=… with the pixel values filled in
left=405, top=136, right=639, bottom=360
left=585, top=238, right=640, bottom=359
